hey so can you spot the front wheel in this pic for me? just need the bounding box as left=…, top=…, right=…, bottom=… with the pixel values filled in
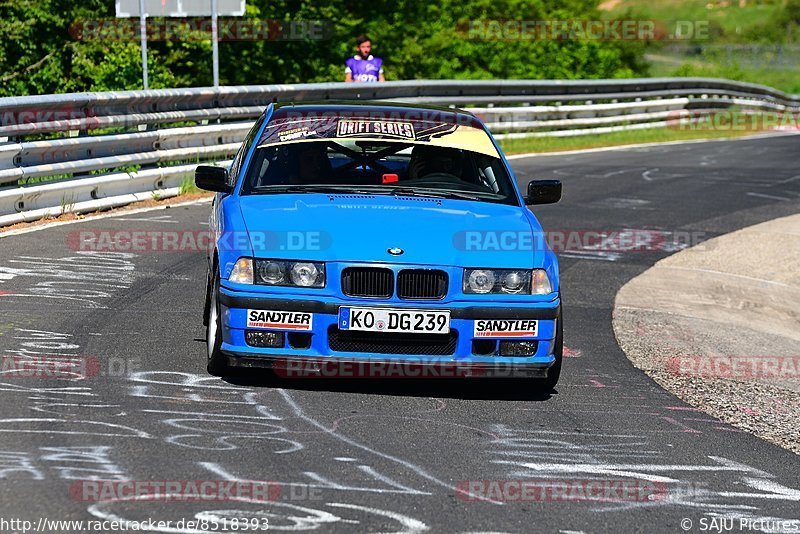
left=537, top=308, right=563, bottom=391
left=206, top=270, right=228, bottom=376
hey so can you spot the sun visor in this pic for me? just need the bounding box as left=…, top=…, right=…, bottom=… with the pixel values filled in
left=256, top=115, right=500, bottom=158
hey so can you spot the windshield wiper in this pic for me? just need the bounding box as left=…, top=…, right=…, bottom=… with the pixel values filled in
left=254, top=185, right=491, bottom=202
left=389, top=187, right=483, bottom=202
left=254, top=185, right=383, bottom=195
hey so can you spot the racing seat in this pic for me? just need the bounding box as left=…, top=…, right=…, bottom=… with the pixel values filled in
left=286, top=143, right=334, bottom=184
left=407, top=145, right=465, bottom=181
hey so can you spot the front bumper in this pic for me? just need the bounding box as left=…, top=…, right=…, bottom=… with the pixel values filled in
left=217, top=289, right=560, bottom=378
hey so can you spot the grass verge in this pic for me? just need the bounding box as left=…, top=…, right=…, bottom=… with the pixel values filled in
left=498, top=125, right=773, bottom=155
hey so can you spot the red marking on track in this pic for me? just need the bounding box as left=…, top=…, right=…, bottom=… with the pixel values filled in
left=589, top=379, right=607, bottom=388
left=738, top=406, right=760, bottom=416
left=564, top=346, right=582, bottom=358
left=0, top=292, right=9, bottom=296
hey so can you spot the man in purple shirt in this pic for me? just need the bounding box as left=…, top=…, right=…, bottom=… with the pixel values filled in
left=344, top=34, right=385, bottom=83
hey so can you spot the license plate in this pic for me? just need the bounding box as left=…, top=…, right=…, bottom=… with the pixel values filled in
left=339, top=307, right=450, bottom=334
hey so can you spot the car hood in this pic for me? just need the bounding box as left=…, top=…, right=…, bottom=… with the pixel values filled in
left=237, top=193, right=544, bottom=268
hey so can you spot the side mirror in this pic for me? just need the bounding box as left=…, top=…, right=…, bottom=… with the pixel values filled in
left=525, top=180, right=561, bottom=205
left=195, top=165, right=232, bottom=193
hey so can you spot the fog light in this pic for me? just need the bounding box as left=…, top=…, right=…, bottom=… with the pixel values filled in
left=288, top=332, right=313, bottom=349
left=245, top=330, right=284, bottom=348
left=499, top=341, right=538, bottom=356
left=472, top=340, right=497, bottom=356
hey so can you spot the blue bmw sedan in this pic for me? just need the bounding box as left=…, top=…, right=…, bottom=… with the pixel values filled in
left=196, top=102, right=563, bottom=388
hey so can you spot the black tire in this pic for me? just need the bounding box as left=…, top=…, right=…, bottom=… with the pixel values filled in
left=202, top=266, right=212, bottom=326
left=537, top=306, right=563, bottom=391
left=206, top=270, right=228, bottom=376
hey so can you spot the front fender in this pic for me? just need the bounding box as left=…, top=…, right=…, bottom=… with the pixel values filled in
left=215, top=194, right=254, bottom=280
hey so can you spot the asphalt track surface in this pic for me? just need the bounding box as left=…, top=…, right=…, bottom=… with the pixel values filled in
left=0, top=135, right=799, bottom=534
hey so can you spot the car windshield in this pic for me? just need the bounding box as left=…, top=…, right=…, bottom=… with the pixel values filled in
left=240, top=140, right=518, bottom=204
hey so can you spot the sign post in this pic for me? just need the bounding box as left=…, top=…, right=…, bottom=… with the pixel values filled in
left=138, top=0, right=148, bottom=89
left=115, top=0, right=246, bottom=89
left=211, top=0, right=219, bottom=88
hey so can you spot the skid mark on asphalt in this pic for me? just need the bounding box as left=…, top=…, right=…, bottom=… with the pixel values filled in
left=659, top=416, right=703, bottom=434
left=588, top=197, right=652, bottom=210
left=484, top=425, right=800, bottom=520
left=414, top=397, right=447, bottom=414
left=777, top=174, right=800, bottom=184
left=202, top=460, right=431, bottom=497
left=0, top=252, right=137, bottom=309
left=747, top=192, right=792, bottom=201
left=558, top=250, right=622, bottom=262
left=545, top=167, right=648, bottom=180
left=277, top=388, right=505, bottom=505
left=512, top=377, right=747, bottom=434
left=328, top=414, right=500, bottom=440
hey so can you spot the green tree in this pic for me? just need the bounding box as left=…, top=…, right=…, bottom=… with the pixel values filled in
left=1, top=0, right=649, bottom=97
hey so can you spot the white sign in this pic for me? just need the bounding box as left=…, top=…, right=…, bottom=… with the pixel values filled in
left=115, top=0, right=246, bottom=17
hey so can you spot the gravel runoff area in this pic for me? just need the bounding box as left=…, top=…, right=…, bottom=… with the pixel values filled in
left=614, top=213, right=800, bottom=454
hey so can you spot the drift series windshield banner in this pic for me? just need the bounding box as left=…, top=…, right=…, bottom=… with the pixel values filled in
left=256, top=113, right=500, bottom=158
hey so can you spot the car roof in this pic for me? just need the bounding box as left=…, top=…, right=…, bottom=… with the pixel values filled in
left=270, top=101, right=482, bottom=127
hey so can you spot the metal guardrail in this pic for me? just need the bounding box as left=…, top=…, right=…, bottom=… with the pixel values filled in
left=0, top=77, right=797, bottom=227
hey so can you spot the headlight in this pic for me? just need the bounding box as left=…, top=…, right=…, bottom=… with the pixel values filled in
left=463, top=268, right=552, bottom=295
left=466, top=269, right=496, bottom=294
left=501, top=270, right=529, bottom=294
left=290, top=262, right=322, bottom=287
left=255, top=259, right=325, bottom=288
left=257, top=260, right=286, bottom=285
left=229, top=258, right=254, bottom=284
